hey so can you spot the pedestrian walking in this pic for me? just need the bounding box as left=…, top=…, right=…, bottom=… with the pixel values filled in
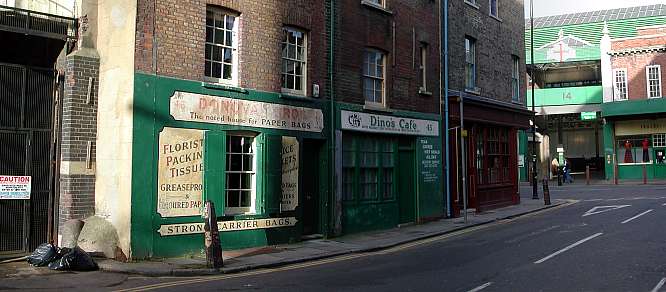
left=563, top=158, right=574, bottom=183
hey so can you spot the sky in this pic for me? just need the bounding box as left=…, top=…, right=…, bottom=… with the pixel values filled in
left=525, top=0, right=666, bottom=18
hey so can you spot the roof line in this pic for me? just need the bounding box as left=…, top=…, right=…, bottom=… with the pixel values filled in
left=525, top=4, right=666, bottom=29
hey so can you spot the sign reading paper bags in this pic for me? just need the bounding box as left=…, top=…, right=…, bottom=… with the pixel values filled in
left=157, top=128, right=205, bottom=217
left=281, top=137, right=299, bottom=211
left=0, top=176, right=31, bottom=199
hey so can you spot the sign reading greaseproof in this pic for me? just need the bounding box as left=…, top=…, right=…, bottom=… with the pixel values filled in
left=341, top=110, right=439, bottom=136
left=0, top=176, right=31, bottom=199
left=170, top=91, right=324, bottom=133
left=157, top=217, right=297, bottom=236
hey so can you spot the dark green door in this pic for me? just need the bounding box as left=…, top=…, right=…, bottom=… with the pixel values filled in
left=398, top=141, right=415, bottom=224
left=301, top=140, right=321, bottom=235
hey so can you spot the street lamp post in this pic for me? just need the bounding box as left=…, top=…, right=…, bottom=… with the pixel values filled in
left=530, top=0, right=539, bottom=200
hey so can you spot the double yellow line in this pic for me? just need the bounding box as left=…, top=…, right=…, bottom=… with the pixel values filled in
left=115, top=201, right=576, bottom=292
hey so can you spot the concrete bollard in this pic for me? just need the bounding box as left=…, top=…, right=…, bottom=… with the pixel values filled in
left=542, top=177, right=551, bottom=205
left=203, top=200, right=223, bottom=269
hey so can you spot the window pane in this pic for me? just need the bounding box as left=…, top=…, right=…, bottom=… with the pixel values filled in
left=223, top=48, right=232, bottom=63
left=205, top=61, right=212, bottom=77
left=212, top=46, right=221, bottom=62
left=295, top=61, right=302, bottom=76
left=363, top=78, right=374, bottom=93
left=212, top=62, right=222, bottom=78
left=206, top=27, right=213, bottom=43
left=241, top=174, right=252, bottom=189
left=225, top=31, right=233, bottom=46
left=214, top=15, right=223, bottom=28
left=206, top=12, right=214, bottom=26
left=223, top=65, right=232, bottom=80
left=215, top=28, right=224, bottom=44
left=295, top=75, right=302, bottom=90
left=242, top=154, right=253, bottom=171
left=227, top=190, right=240, bottom=207
left=225, top=15, right=235, bottom=30
left=241, top=191, right=251, bottom=207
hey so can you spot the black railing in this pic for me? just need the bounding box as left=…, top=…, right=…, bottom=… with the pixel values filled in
left=0, top=5, right=76, bottom=40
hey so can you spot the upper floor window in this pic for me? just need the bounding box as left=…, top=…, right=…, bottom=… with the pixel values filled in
left=511, top=55, right=520, bottom=102
left=465, top=37, right=477, bottom=90
left=363, top=49, right=386, bottom=106
left=205, top=8, right=238, bottom=85
left=364, top=0, right=385, bottom=8
left=489, top=0, right=498, bottom=17
left=647, top=65, right=662, bottom=98
left=613, top=68, right=628, bottom=101
left=419, top=43, right=428, bottom=93
left=282, top=27, right=307, bottom=95
left=465, top=0, right=477, bottom=5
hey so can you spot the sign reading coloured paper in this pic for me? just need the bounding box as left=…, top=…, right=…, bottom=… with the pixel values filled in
left=157, top=217, right=298, bottom=236
left=0, top=176, right=31, bottom=199
left=281, top=137, right=299, bottom=211
left=157, top=128, right=205, bottom=217
left=170, top=91, right=324, bottom=133
left=341, top=110, right=439, bottom=137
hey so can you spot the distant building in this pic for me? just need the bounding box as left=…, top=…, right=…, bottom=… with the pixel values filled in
left=447, top=0, right=531, bottom=215
left=525, top=4, right=666, bottom=181
left=601, top=24, right=666, bottom=180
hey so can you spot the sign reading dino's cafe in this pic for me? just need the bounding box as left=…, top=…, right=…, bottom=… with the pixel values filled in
left=131, top=74, right=329, bottom=258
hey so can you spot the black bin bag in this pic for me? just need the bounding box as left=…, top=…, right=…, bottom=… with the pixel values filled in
left=48, top=246, right=98, bottom=271
left=27, top=243, right=58, bottom=267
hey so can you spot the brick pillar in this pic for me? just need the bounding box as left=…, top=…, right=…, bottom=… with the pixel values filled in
left=58, top=49, right=99, bottom=229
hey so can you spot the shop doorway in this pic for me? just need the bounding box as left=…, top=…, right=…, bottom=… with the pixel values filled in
left=398, top=139, right=415, bottom=224
left=301, top=139, right=322, bottom=236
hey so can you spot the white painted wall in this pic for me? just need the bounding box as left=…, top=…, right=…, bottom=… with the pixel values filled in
left=600, top=23, right=613, bottom=103
left=9, top=0, right=76, bottom=17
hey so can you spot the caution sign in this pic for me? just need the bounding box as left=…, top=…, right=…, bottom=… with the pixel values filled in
left=0, top=176, right=31, bottom=199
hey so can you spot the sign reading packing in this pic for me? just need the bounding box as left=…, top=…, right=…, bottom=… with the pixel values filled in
left=341, top=110, right=439, bottom=136
left=0, top=176, right=31, bottom=200
left=170, top=91, right=324, bottom=133
left=157, top=217, right=297, bottom=236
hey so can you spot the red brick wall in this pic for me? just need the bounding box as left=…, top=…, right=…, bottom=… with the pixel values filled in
left=612, top=34, right=666, bottom=51
left=333, top=0, right=441, bottom=114
left=611, top=51, right=666, bottom=100
left=637, top=26, right=666, bottom=36
left=135, top=0, right=327, bottom=95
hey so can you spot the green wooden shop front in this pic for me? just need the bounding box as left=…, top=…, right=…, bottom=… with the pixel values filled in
left=131, top=73, right=330, bottom=258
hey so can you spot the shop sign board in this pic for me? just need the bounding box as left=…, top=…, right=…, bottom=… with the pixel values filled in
left=157, top=217, right=298, bottom=236
left=615, top=119, right=666, bottom=136
left=518, top=155, right=525, bottom=167
left=0, top=176, right=31, bottom=199
left=418, top=138, right=441, bottom=184
left=341, top=110, right=439, bottom=137
left=157, top=128, right=205, bottom=217
left=580, top=112, right=597, bottom=121
left=281, top=137, right=299, bottom=211
left=170, top=91, right=324, bottom=133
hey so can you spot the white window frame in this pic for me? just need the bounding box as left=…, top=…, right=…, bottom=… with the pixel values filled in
left=646, top=65, right=662, bottom=99
left=489, top=0, right=498, bottom=18
left=511, top=55, right=520, bottom=103
left=225, top=135, right=257, bottom=215
left=613, top=68, right=628, bottom=101
left=363, top=0, right=385, bottom=8
left=204, top=7, right=239, bottom=86
left=363, top=49, right=386, bottom=107
left=465, top=0, right=478, bottom=6
left=419, top=43, right=428, bottom=93
left=653, top=134, right=666, bottom=148
left=465, top=37, right=477, bottom=90
left=281, top=27, right=307, bottom=96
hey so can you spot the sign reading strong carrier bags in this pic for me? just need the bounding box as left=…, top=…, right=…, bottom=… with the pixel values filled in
left=157, top=217, right=297, bottom=236
left=157, top=128, right=205, bottom=217
left=170, top=91, right=324, bottom=133
left=341, top=110, right=439, bottom=136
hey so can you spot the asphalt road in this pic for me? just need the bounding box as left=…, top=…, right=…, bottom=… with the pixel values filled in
left=109, top=184, right=666, bottom=292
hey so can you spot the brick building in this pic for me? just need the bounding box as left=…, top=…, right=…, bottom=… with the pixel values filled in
left=601, top=24, right=666, bottom=180
left=332, top=0, right=443, bottom=235
left=446, top=0, right=531, bottom=215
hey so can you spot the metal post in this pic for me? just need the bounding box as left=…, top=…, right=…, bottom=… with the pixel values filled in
left=586, top=165, right=590, bottom=185
left=613, top=154, right=618, bottom=185
left=542, top=177, right=551, bottom=205
left=530, top=0, right=538, bottom=199
left=203, top=201, right=223, bottom=269
left=643, top=164, right=647, bottom=184
left=441, top=0, right=451, bottom=218
left=460, top=96, right=467, bottom=223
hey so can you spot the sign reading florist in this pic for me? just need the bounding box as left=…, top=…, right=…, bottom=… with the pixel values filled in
left=341, top=110, right=439, bottom=136
left=170, top=91, right=324, bottom=133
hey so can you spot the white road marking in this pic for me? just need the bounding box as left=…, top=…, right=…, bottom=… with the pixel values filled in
left=468, top=282, right=493, bottom=292
left=651, top=277, right=666, bottom=292
left=662, top=203, right=666, bottom=206
left=534, top=233, right=603, bottom=264
left=582, top=205, right=631, bottom=217
left=621, top=209, right=653, bottom=224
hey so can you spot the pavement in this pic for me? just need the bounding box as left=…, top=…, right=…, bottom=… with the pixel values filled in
left=1, top=196, right=566, bottom=282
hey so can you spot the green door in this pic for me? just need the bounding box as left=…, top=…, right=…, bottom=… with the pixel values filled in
left=398, top=141, right=415, bottom=224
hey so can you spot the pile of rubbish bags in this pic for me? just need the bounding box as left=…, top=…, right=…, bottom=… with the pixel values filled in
left=26, top=243, right=98, bottom=271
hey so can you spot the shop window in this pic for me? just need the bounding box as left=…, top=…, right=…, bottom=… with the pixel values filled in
left=225, top=135, right=256, bottom=214
left=282, top=27, right=307, bottom=96
left=475, top=127, right=510, bottom=185
left=617, top=137, right=652, bottom=164
left=363, top=49, right=386, bottom=107
left=205, top=7, right=238, bottom=85
left=654, top=134, right=666, bottom=148
left=646, top=65, right=662, bottom=98
left=613, top=69, right=628, bottom=101
left=342, top=135, right=396, bottom=202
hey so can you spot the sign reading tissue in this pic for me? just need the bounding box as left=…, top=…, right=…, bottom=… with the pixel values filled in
left=0, top=176, right=31, bottom=199
left=281, top=137, right=299, bottom=211
left=157, top=127, right=205, bottom=217
left=341, top=110, right=439, bottom=137
left=170, top=91, right=324, bottom=133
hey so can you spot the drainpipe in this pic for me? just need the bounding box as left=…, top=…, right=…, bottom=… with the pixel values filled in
left=328, top=0, right=337, bottom=235
left=441, top=0, right=451, bottom=217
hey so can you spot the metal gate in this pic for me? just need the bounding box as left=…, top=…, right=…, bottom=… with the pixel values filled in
left=0, top=62, right=57, bottom=257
